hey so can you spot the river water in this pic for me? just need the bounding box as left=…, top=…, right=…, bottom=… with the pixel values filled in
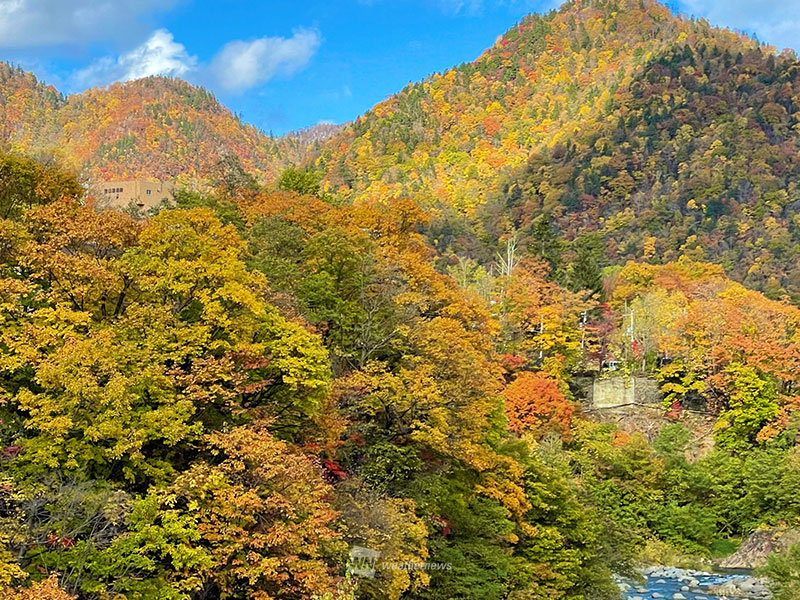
left=619, top=566, right=771, bottom=599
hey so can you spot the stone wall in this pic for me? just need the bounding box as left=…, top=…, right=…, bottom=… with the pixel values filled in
left=580, top=375, right=715, bottom=455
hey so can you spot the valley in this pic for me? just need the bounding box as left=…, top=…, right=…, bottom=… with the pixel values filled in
left=1, top=1, right=800, bottom=599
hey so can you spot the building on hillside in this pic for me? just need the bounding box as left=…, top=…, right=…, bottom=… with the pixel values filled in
left=89, top=180, right=175, bottom=211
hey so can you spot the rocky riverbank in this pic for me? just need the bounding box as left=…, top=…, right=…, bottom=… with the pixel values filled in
left=718, top=528, right=800, bottom=571
left=618, top=566, right=772, bottom=599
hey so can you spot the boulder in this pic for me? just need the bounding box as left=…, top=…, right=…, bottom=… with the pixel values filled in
left=705, top=577, right=772, bottom=598
left=718, top=527, right=800, bottom=570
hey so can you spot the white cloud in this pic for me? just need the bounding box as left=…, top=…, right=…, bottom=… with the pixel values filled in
left=69, top=26, right=321, bottom=94
left=119, top=29, right=196, bottom=80
left=72, top=29, right=196, bottom=87
left=210, top=28, right=321, bottom=93
left=0, top=0, right=176, bottom=48
left=678, top=0, right=800, bottom=51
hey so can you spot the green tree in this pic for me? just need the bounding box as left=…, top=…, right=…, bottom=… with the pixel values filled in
left=278, top=167, right=322, bottom=197
left=568, top=247, right=603, bottom=296
left=714, top=365, right=781, bottom=452
left=0, top=153, right=82, bottom=220
left=762, top=542, right=800, bottom=600
left=526, top=215, right=563, bottom=275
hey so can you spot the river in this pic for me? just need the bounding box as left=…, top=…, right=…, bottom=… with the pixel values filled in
left=619, top=566, right=772, bottom=599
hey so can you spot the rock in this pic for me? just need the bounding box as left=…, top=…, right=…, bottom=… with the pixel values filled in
left=634, top=565, right=773, bottom=599
left=707, top=582, right=742, bottom=597
left=706, top=577, right=772, bottom=599
left=718, top=526, right=800, bottom=570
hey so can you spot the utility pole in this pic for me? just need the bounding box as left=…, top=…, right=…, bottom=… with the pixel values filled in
left=539, top=314, right=544, bottom=362
left=580, top=310, right=587, bottom=351
left=623, top=301, right=635, bottom=361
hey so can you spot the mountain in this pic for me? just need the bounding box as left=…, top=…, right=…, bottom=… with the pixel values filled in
left=492, top=38, right=800, bottom=298
left=312, top=0, right=800, bottom=299
left=0, top=65, right=318, bottom=185
left=313, top=0, right=732, bottom=210
left=6, top=3, right=800, bottom=598
left=4, top=0, right=800, bottom=297
left=0, top=63, right=62, bottom=148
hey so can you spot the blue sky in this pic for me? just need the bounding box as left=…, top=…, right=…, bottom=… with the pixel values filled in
left=0, top=0, right=798, bottom=135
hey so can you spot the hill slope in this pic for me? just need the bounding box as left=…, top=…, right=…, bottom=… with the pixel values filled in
left=0, top=66, right=320, bottom=184
left=4, top=0, right=800, bottom=298
left=312, top=0, right=800, bottom=299
left=492, top=38, right=800, bottom=298
left=313, top=0, right=752, bottom=211
left=0, top=63, right=63, bottom=149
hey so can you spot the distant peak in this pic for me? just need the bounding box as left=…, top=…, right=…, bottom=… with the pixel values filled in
left=285, top=123, right=346, bottom=144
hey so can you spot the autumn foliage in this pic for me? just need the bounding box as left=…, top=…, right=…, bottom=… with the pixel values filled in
left=1, top=576, right=75, bottom=600
left=0, top=65, right=330, bottom=186
left=4, top=0, right=800, bottom=596
left=503, top=371, right=573, bottom=439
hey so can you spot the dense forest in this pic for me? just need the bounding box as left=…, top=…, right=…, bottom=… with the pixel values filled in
left=492, top=38, right=800, bottom=299
left=313, top=0, right=800, bottom=301
left=2, top=0, right=800, bottom=598
left=0, top=66, right=331, bottom=185
left=1, top=148, right=800, bottom=599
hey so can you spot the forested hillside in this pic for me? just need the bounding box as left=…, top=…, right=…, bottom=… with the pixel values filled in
left=3, top=0, right=800, bottom=598
left=5, top=0, right=800, bottom=300
left=313, top=0, right=800, bottom=300
left=0, top=64, right=62, bottom=150
left=3, top=149, right=800, bottom=600
left=314, top=0, right=748, bottom=210
left=492, top=36, right=800, bottom=299
left=0, top=64, right=322, bottom=184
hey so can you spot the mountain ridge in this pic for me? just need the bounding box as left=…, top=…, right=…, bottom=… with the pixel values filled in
left=0, top=0, right=771, bottom=192
left=0, top=65, right=323, bottom=184
left=4, top=0, right=800, bottom=300
left=312, top=0, right=747, bottom=209
left=304, top=0, right=800, bottom=299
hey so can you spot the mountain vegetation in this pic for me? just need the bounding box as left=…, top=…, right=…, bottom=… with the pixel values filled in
left=0, top=65, right=325, bottom=185
left=1, top=148, right=800, bottom=599
left=313, top=0, right=731, bottom=208
left=313, top=0, right=800, bottom=300
left=2, top=0, right=800, bottom=598
left=494, top=35, right=800, bottom=299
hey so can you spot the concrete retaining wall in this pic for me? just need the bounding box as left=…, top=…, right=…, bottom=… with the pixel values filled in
left=590, top=376, right=661, bottom=409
